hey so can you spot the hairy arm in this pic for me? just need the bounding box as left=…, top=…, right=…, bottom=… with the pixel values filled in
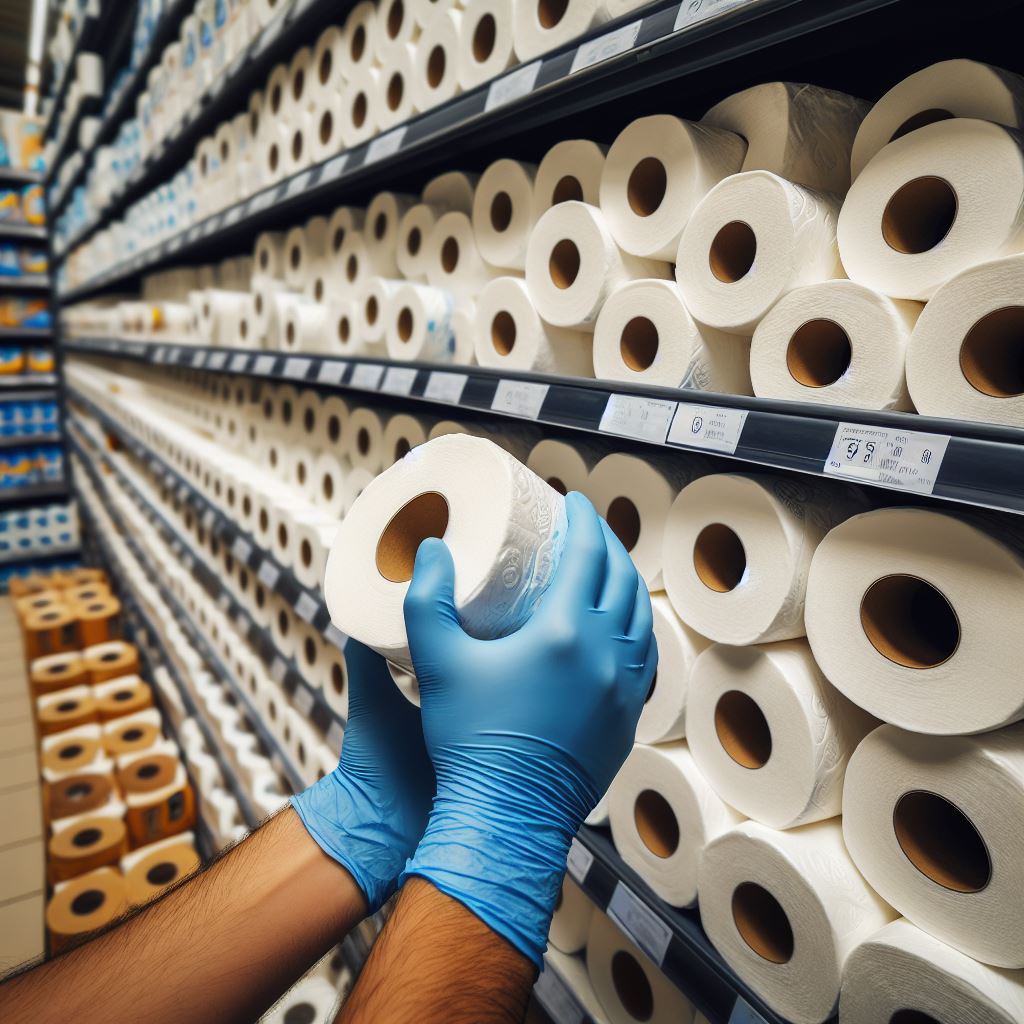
left=0, top=808, right=365, bottom=1024
left=338, top=878, right=535, bottom=1024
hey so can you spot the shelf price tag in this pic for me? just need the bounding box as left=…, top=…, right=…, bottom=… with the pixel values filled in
left=492, top=380, right=548, bottom=420
left=327, top=719, right=345, bottom=751
left=674, top=0, right=750, bottom=32
left=253, top=355, right=277, bottom=375
left=607, top=882, right=672, bottom=966
left=534, top=965, right=583, bottom=1024
left=285, top=170, right=314, bottom=200
left=229, top=353, right=250, bottom=372
left=323, top=622, right=347, bottom=648
left=321, top=153, right=349, bottom=181
left=823, top=423, right=949, bottom=495
left=283, top=357, right=312, bottom=380
left=365, top=127, right=407, bottom=164
left=600, top=394, right=676, bottom=443
left=571, top=19, right=643, bottom=74
left=258, top=560, right=281, bottom=589
left=485, top=61, right=542, bottom=112
left=232, top=537, right=252, bottom=564
left=206, top=351, right=227, bottom=370
left=351, top=363, right=385, bottom=390
left=566, top=838, right=594, bottom=884
left=667, top=402, right=748, bottom=454
left=424, top=371, right=468, bottom=404
left=295, top=591, right=319, bottom=623
left=270, top=656, right=288, bottom=683
left=381, top=366, right=418, bottom=395
left=293, top=685, right=314, bottom=717
left=318, top=360, right=348, bottom=385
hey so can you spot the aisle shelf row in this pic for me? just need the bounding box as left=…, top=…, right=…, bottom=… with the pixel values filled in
left=0, top=167, right=42, bottom=186
left=65, top=337, right=1024, bottom=515
left=0, top=224, right=47, bottom=242
left=0, top=544, right=80, bottom=567
left=0, top=327, right=51, bottom=341
left=0, top=275, right=50, bottom=293
left=0, top=483, right=69, bottom=509
left=0, top=377, right=57, bottom=390
left=0, top=433, right=62, bottom=450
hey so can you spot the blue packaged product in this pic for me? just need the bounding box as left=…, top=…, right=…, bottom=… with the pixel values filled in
left=0, top=243, right=19, bottom=276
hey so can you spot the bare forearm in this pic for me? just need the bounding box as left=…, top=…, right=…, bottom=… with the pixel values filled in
left=1, top=808, right=366, bottom=1024
left=339, top=878, right=535, bottom=1024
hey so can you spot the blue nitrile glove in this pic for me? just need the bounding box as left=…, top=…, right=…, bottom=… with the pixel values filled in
left=291, top=640, right=434, bottom=912
left=400, top=491, right=657, bottom=967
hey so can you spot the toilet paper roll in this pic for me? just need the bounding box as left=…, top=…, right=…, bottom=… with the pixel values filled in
left=425, top=211, right=498, bottom=298
left=385, top=282, right=456, bottom=363
left=336, top=229, right=373, bottom=295
left=284, top=226, right=313, bottom=291
left=526, top=202, right=671, bottom=331
left=839, top=119, right=1024, bottom=301
left=84, top=640, right=139, bottom=683
left=309, top=93, right=344, bottom=165
left=413, top=8, right=462, bottom=111
left=805, top=506, right=1024, bottom=734
left=347, top=408, right=386, bottom=475
left=250, top=276, right=288, bottom=343
left=46, top=868, right=128, bottom=953
left=254, top=231, right=288, bottom=280
left=23, top=606, right=78, bottom=659
left=382, top=413, right=429, bottom=465
left=699, top=819, right=896, bottom=1024
left=376, top=44, right=417, bottom=130
left=474, top=276, right=592, bottom=375
left=311, top=451, right=348, bottom=517
left=117, top=753, right=179, bottom=795
left=549, top=876, right=592, bottom=955
left=311, top=26, right=348, bottom=109
left=43, top=732, right=104, bottom=776
left=587, top=451, right=701, bottom=590
left=473, top=158, right=537, bottom=271
left=327, top=206, right=366, bottom=259
left=513, top=0, right=616, bottom=61
left=376, top=0, right=421, bottom=61
left=282, top=300, right=329, bottom=354
left=321, top=643, right=349, bottom=719
left=48, top=771, right=116, bottom=822
left=103, top=716, right=162, bottom=757
left=344, top=466, right=376, bottom=516
left=423, top=170, right=478, bottom=214
left=526, top=437, right=603, bottom=497
left=457, top=0, right=517, bottom=90
left=850, top=59, right=1024, bottom=181
left=635, top=595, right=710, bottom=745
left=677, top=171, right=845, bottom=335
left=325, top=434, right=566, bottom=670
left=366, top=192, right=418, bottom=277
left=609, top=741, right=742, bottom=907
left=263, top=977, right=340, bottom=1024
left=326, top=300, right=367, bottom=358
left=287, top=46, right=316, bottom=114
left=702, top=82, right=868, bottom=193
left=586, top=909, right=695, bottom=1024
left=839, top=918, right=1024, bottom=1024
left=49, top=815, right=129, bottom=883
left=600, top=116, right=746, bottom=260
left=844, top=722, right=1024, bottom=968
left=340, top=67, right=380, bottom=147
left=124, top=839, right=200, bottom=905
left=533, top=139, right=607, bottom=219
left=295, top=388, right=327, bottom=448
left=688, top=640, right=877, bottom=828
left=905, top=254, right=1024, bottom=426
left=397, top=203, right=443, bottom=280
left=317, top=395, right=352, bottom=459
left=664, top=472, right=865, bottom=645
left=751, top=279, right=920, bottom=410
left=344, top=0, right=378, bottom=71
left=593, top=278, right=752, bottom=392
left=31, top=652, right=89, bottom=694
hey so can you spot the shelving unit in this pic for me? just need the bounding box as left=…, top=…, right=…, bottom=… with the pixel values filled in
left=0, top=224, right=47, bottom=242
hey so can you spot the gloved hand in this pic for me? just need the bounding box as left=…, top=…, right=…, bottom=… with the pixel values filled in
left=291, top=640, right=434, bottom=912
left=400, top=491, right=656, bottom=967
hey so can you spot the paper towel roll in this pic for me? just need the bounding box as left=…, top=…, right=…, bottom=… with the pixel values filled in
left=325, top=434, right=565, bottom=670
left=376, top=0, right=420, bottom=61
left=850, top=59, right=1024, bottom=181
left=593, top=278, right=752, bottom=392
left=473, top=158, right=537, bottom=271
left=687, top=640, right=876, bottom=829
left=49, top=815, right=128, bottom=882
left=750, top=279, right=919, bottom=410
left=43, top=732, right=103, bottom=776
left=425, top=211, right=498, bottom=298
left=533, top=139, right=607, bottom=222
left=635, top=595, right=710, bottom=745
left=804, top=506, right=1024, bottom=734
left=413, top=8, right=462, bottom=111
left=385, top=282, right=456, bottom=363
left=457, top=0, right=517, bottom=90
left=423, top=170, right=478, bottom=214
left=676, top=171, right=844, bottom=335
left=526, top=437, right=602, bottom=496
left=46, top=868, right=128, bottom=953
left=839, top=119, right=1024, bottom=301
left=525, top=202, right=671, bottom=331
left=344, top=0, right=378, bottom=71
left=588, top=451, right=700, bottom=590
left=609, top=741, right=742, bottom=907
left=702, top=82, right=868, bottom=193
left=31, top=652, right=89, bottom=694
left=125, top=839, right=200, bottom=904
left=474, top=276, right=591, bottom=375
left=905, top=254, right=1024, bottom=425
left=839, top=918, right=1024, bottom=1024
left=367, top=192, right=417, bottom=277
left=699, top=819, right=896, bottom=1024
left=600, top=116, right=746, bottom=260
left=663, top=472, right=864, bottom=645
left=549, top=876, right=592, bottom=955
left=340, top=67, right=380, bottom=147
left=843, top=722, right=1024, bottom=968
left=377, top=43, right=417, bottom=130
left=586, top=909, right=695, bottom=1024
left=38, top=686, right=98, bottom=735
left=264, top=977, right=340, bottom=1024
left=311, top=25, right=348, bottom=109
left=382, top=413, right=428, bottom=464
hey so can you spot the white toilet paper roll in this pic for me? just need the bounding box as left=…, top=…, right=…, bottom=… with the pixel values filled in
left=457, top=0, right=517, bottom=90
left=663, top=472, right=864, bottom=645
left=267, top=293, right=312, bottom=351
left=385, top=282, right=456, bottom=363
left=702, top=82, right=868, bottom=193
left=281, top=299, right=329, bottom=354
left=839, top=918, right=1024, bottom=1024
left=701, top=819, right=896, bottom=1024
left=342, top=467, right=375, bottom=517
left=805, top=506, right=1024, bottom=734
left=533, top=139, right=607, bottom=219
left=635, top=595, right=710, bottom=745
left=600, top=115, right=746, bottom=260
left=340, top=67, right=380, bottom=147
left=423, top=170, right=478, bottom=214
left=347, top=408, right=386, bottom=475
left=318, top=395, right=352, bottom=460
left=359, top=277, right=405, bottom=344
left=335, top=230, right=373, bottom=296
left=292, top=511, right=338, bottom=590
left=688, top=640, right=877, bottom=829
left=588, top=451, right=701, bottom=590
left=905, top=254, right=1024, bottom=426
left=376, top=43, right=417, bottom=130
left=843, top=723, right=1024, bottom=968
left=397, top=203, right=445, bottom=280
left=474, top=276, right=591, bottom=376
left=254, top=232, right=288, bottom=281
left=609, top=741, right=742, bottom=907
left=838, top=119, right=1024, bottom=301
left=327, top=206, right=366, bottom=258
left=344, top=0, right=378, bottom=71
left=310, top=25, right=348, bottom=109
left=473, top=158, right=537, bottom=271
left=263, top=976, right=339, bottom=1024
left=375, top=0, right=420, bottom=61
left=513, top=0, right=614, bottom=62
left=586, top=909, right=695, bottom=1024
left=310, top=94, right=345, bottom=165
left=323, top=300, right=365, bottom=358
left=593, top=278, right=752, bottom=392
left=320, top=644, right=349, bottom=719
left=425, top=211, right=498, bottom=298
left=413, top=8, right=462, bottom=111
left=526, top=437, right=603, bottom=497
left=366, top=192, right=417, bottom=277
left=382, top=413, right=428, bottom=465
left=750, top=279, right=920, bottom=410
left=283, top=226, right=311, bottom=291
left=311, top=451, right=349, bottom=518
left=324, top=434, right=566, bottom=670
left=677, top=171, right=845, bottom=335
left=549, top=876, right=592, bottom=955
left=286, top=46, right=316, bottom=115
left=850, top=59, right=1024, bottom=181
left=525, top=202, right=671, bottom=331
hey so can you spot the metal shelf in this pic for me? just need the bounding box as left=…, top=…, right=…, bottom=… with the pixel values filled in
left=0, top=167, right=42, bottom=186
left=0, top=433, right=62, bottom=449
left=0, top=223, right=47, bottom=242
left=0, top=275, right=51, bottom=293
left=0, top=387, right=57, bottom=402
left=0, top=377, right=57, bottom=390
left=0, top=327, right=52, bottom=342
left=0, top=482, right=68, bottom=508
left=0, top=544, right=79, bottom=568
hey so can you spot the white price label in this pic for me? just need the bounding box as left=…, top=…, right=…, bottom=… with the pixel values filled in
left=270, top=656, right=287, bottom=683
left=607, top=883, right=672, bottom=966
left=674, top=0, right=749, bottom=32
left=534, top=964, right=582, bottom=1024
left=365, top=126, right=407, bottom=164
left=318, top=360, right=348, bottom=384
left=295, top=591, right=319, bottom=623
left=824, top=423, right=949, bottom=495
left=202, top=508, right=215, bottom=531
left=257, top=560, right=281, bottom=588
left=251, top=189, right=275, bottom=213
left=323, top=622, right=347, bottom=648
left=223, top=203, right=244, bottom=226
left=351, top=363, right=385, bottom=390
left=285, top=170, right=313, bottom=199
left=381, top=366, right=417, bottom=395
left=667, top=402, right=748, bottom=454
left=232, top=537, right=252, bottom=563
left=600, top=393, right=676, bottom=443
left=229, top=353, right=249, bottom=372
left=321, top=153, right=348, bottom=180
left=327, top=719, right=345, bottom=751
left=283, top=357, right=312, bottom=380
left=293, top=685, right=314, bottom=717
left=206, top=351, right=227, bottom=370
left=485, top=60, right=542, bottom=112
left=566, top=837, right=594, bottom=884
left=491, top=380, right=548, bottom=420
left=253, top=355, right=276, bottom=375
left=570, top=20, right=643, bottom=74
left=424, top=371, right=468, bottom=404
left=189, top=350, right=205, bottom=367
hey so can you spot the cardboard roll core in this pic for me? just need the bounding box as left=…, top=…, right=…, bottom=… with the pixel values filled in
left=634, top=788, right=680, bottom=859
left=786, top=318, right=853, bottom=388
left=48, top=773, right=115, bottom=822
left=96, top=678, right=153, bottom=720
left=549, top=239, right=580, bottom=290
left=104, top=721, right=161, bottom=757
left=627, top=156, right=667, bottom=218
left=376, top=493, right=450, bottom=583
left=42, top=736, right=101, bottom=774
left=732, top=881, right=794, bottom=964
left=606, top=496, right=641, bottom=553
left=39, top=693, right=99, bottom=735
left=552, top=175, right=583, bottom=205
left=30, top=653, right=88, bottom=694
left=126, top=842, right=200, bottom=905
left=49, top=815, right=128, bottom=882
left=84, top=642, right=139, bottom=683
left=46, top=868, right=127, bottom=952
left=620, top=316, right=659, bottom=371
left=715, top=690, right=772, bottom=770
left=860, top=574, right=960, bottom=669
left=472, top=12, right=496, bottom=61
left=881, top=176, right=958, bottom=255
left=959, top=305, right=1024, bottom=398
left=610, top=949, right=654, bottom=1021
left=710, top=221, right=757, bottom=283
left=693, top=522, right=746, bottom=593
left=117, top=754, right=178, bottom=794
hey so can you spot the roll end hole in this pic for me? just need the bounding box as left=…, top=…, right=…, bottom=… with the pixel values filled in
left=715, top=690, right=772, bottom=769
left=709, top=221, right=757, bottom=283
left=786, top=319, right=852, bottom=388
left=490, top=191, right=513, bottom=233
left=549, top=239, right=580, bottom=290
left=376, top=492, right=450, bottom=583
left=959, top=306, right=1024, bottom=399
left=693, top=523, right=746, bottom=593
left=472, top=14, right=496, bottom=62
left=627, top=157, right=667, bottom=218
left=860, top=574, right=960, bottom=669
left=491, top=311, right=516, bottom=356
left=881, top=176, right=957, bottom=255
left=732, top=882, right=794, bottom=964
left=610, top=951, right=654, bottom=1022
left=427, top=45, right=446, bottom=89
left=634, top=788, right=679, bottom=859
left=552, top=174, right=583, bottom=206
left=607, top=496, right=641, bottom=552
left=620, top=316, right=658, bottom=372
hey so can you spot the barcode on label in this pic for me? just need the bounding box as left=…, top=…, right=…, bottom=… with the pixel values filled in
left=424, top=371, right=468, bottom=404
left=295, top=591, right=319, bottom=623
left=322, top=622, right=347, bottom=648
left=351, top=363, right=385, bottom=390
left=600, top=394, right=676, bottom=443
left=258, top=560, right=280, bottom=588
left=283, top=357, right=312, bottom=380
left=232, top=537, right=252, bottom=563
left=570, top=19, right=642, bottom=74
left=566, top=837, right=594, bottom=884
left=667, top=402, right=748, bottom=454
left=485, top=60, right=541, bottom=112
left=607, top=882, right=672, bottom=966
left=229, top=353, right=249, bottom=372
left=381, top=366, right=418, bottom=395
left=293, top=685, right=314, bottom=717
left=366, top=126, right=407, bottom=164
left=253, top=355, right=276, bottom=375
left=318, top=360, right=348, bottom=384
left=823, top=423, right=949, bottom=495
left=491, top=380, right=548, bottom=420
left=534, top=964, right=582, bottom=1024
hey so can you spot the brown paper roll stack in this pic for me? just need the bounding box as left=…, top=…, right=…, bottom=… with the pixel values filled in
left=47, top=772, right=116, bottom=823
left=15, top=589, right=65, bottom=618
left=48, top=815, right=129, bottom=883
left=66, top=567, right=108, bottom=587
left=119, top=755, right=197, bottom=846
left=103, top=720, right=161, bottom=757
left=30, top=652, right=89, bottom=694
left=8, top=575, right=41, bottom=597
left=38, top=689, right=100, bottom=736
left=117, top=753, right=178, bottom=795
left=84, top=641, right=140, bottom=684
left=46, top=868, right=127, bottom=953
left=125, top=840, right=200, bottom=905
left=74, top=596, right=122, bottom=647
left=42, top=734, right=102, bottom=775
left=22, top=606, right=79, bottom=659
left=95, top=676, right=153, bottom=720
left=66, top=582, right=112, bottom=606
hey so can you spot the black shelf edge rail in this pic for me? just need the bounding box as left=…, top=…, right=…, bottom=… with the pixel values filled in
left=0, top=482, right=69, bottom=509
left=0, top=378, right=58, bottom=391
left=0, top=544, right=80, bottom=570
left=2, top=275, right=51, bottom=292
left=0, top=167, right=42, bottom=186
left=0, top=224, right=48, bottom=242
left=0, top=386, right=58, bottom=402
left=65, top=336, right=1024, bottom=514
left=0, top=434, right=63, bottom=450
left=0, top=327, right=52, bottom=341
